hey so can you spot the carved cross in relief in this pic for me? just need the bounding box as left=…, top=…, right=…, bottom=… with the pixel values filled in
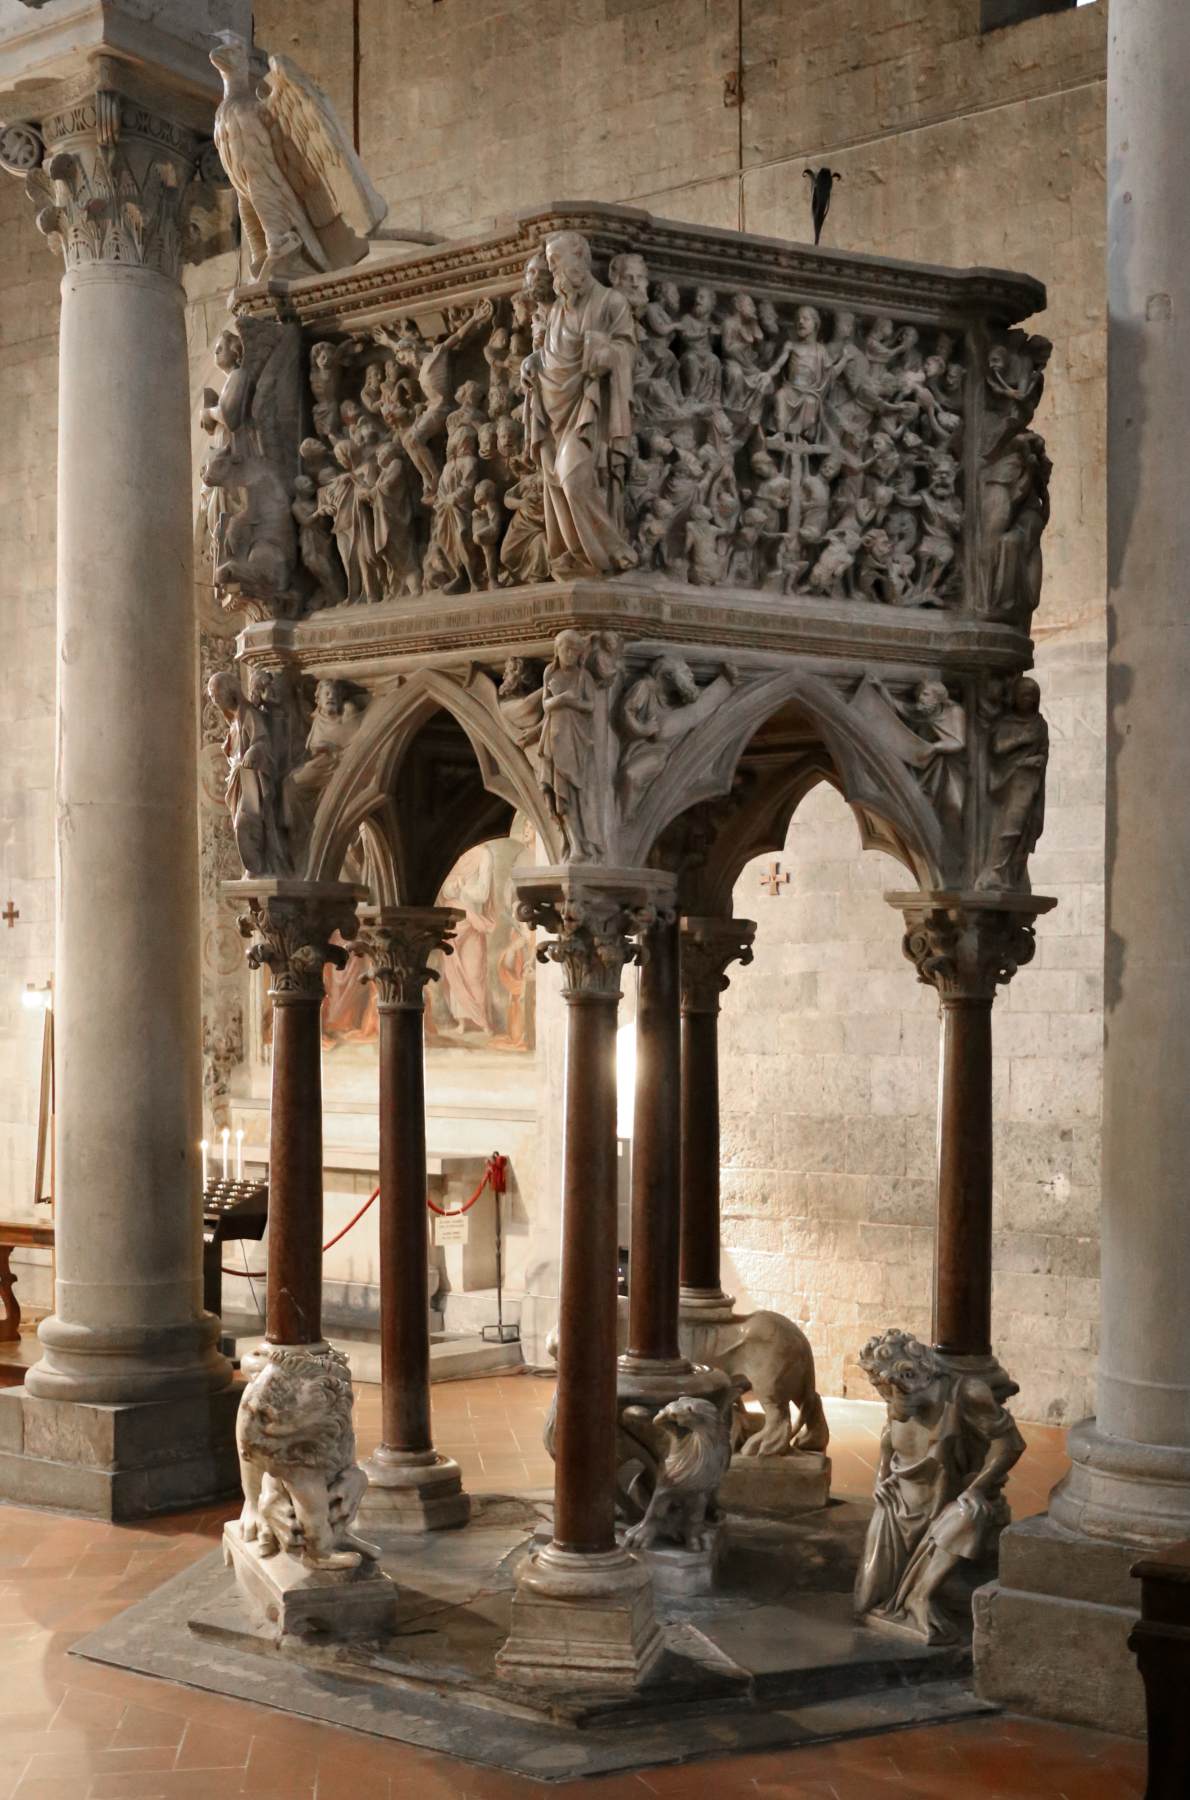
left=759, top=861, right=790, bottom=898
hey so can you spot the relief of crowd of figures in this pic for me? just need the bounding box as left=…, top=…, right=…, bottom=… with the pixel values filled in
left=199, top=236, right=1051, bottom=626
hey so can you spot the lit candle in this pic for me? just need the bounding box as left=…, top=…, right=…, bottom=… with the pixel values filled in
left=201, top=1138, right=209, bottom=1189
left=221, top=1127, right=230, bottom=1181
left=235, top=1128, right=244, bottom=1182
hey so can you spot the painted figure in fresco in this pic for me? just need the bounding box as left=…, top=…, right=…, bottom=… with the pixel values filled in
left=437, top=844, right=497, bottom=1036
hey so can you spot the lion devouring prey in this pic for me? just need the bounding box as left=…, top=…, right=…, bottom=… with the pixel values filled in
left=233, top=1345, right=378, bottom=1570
left=622, top=1396, right=733, bottom=1553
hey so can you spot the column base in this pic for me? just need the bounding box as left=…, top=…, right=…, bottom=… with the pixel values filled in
left=495, top=1543, right=663, bottom=1690
left=616, top=1355, right=733, bottom=1409
left=0, top=1381, right=241, bottom=1520
left=358, top=1448, right=470, bottom=1531
left=719, top=1449, right=832, bottom=1515
left=973, top=1512, right=1145, bottom=1737
left=223, top=1521, right=398, bottom=1642
left=933, top=1348, right=1019, bottom=1404
left=632, top=1521, right=725, bottom=1597
left=24, top=1312, right=232, bottom=1406
left=1050, top=1418, right=1190, bottom=1545
left=678, top=1287, right=736, bottom=1323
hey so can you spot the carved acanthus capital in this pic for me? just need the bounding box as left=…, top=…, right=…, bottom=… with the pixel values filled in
left=17, top=86, right=203, bottom=277
left=888, top=891, right=1056, bottom=1003
left=516, top=866, right=676, bottom=999
left=352, top=907, right=461, bottom=1010
left=230, top=881, right=365, bottom=1002
left=680, top=916, right=757, bottom=1014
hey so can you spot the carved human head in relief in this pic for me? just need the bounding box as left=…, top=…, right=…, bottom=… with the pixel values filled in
left=758, top=300, right=781, bottom=337
left=609, top=252, right=650, bottom=316
left=654, top=654, right=699, bottom=704
left=545, top=231, right=594, bottom=307
left=912, top=680, right=950, bottom=720
left=214, top=328, right=243, bottom=373
left=208, top=671, right=243, bottom=719
left=795, top=305, right=821, bottom=342
left=692, top=286, right=716, bottom=319
left=552, top=628, right=587, bottom=672
left=523, top=248, right=555, bottom=306
left=657, top=280, right=681, bottom=314
left=859, top=1329, right=943, bottom=1413
left=314, top=679, right=346, bottom=717
left=1012, top=676, right=1042, bottom=717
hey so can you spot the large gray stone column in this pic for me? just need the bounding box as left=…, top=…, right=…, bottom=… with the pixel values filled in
left=0, top=3, right=246, bottom=1518
left=975, top=0, right=1190, bottom=1734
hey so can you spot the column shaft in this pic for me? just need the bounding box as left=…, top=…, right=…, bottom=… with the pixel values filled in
left=29, top=262, right=226, bottom=1403
left=626, top=915, right=682, bottom=1364
left=266, top=993, right=326, bottom=1347
left=934, top=997, right=994, bottom=1358
left=679, top=1007, right=722, bottom=1299
left=378, top=1001, right=432, bottom=1453
left=554, top=988, right=621, bottom=1555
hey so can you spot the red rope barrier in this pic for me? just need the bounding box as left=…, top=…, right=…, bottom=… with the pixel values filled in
left=221, top=1153, right=507, bottom=1274
left=426, top=1152, right=508, bottom=1216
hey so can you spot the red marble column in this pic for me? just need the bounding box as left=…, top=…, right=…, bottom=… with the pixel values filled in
left=892, top=893, right=1055, bottom=1397
left=678, top=917, right=756, bottom=1320
left=240, top=886, right=363, bottom=1350
left=354, top=908, right=469, bottom=1530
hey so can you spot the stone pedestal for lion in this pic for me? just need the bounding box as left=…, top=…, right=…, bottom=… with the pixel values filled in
left=679, top=1303, right=833, bottom=1516
left=227, top=1343, right=397, bottom=1641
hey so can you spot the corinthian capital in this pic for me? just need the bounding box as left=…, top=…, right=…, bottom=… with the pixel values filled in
left=352, top=908, right=460, bottom=1010
left=887, top=890, right=1056, bottom=1003
left=27, top=95, right=199, bottom=276
left=515, top=865, right=677, bottom=999
left=228, top=879, right=366, bottom=1001
left=680, top=916, right=757, bottom=1014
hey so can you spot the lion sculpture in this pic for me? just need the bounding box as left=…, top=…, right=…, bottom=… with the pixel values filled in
left=682, top=1309, right=830, bottom=1458
left=621, top=1396, right=733, bottom=1552
left=234, top=1344, right=378, bottom=1569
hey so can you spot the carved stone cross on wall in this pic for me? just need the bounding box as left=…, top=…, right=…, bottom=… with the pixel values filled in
left=2, top=900, right=18, bottom=929
left=759, top=862, right=790, bottom=898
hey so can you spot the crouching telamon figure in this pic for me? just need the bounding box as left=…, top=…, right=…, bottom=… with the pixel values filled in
left=854, top=1329, right=1024, bottom=1645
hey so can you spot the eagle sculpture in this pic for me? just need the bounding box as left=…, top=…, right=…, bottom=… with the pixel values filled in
left=210, top=31, right=388, bottom=281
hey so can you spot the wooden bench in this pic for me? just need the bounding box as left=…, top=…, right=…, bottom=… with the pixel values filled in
left=0, top=1222, right=54, bottom=1342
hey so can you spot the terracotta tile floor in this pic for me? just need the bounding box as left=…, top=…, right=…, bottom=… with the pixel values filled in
left=0, top=1353, right=1145, bottom=1799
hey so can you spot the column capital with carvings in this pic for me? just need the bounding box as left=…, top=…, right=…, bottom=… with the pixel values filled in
left=0, top=4, right=245, bottom=275
left=352, top=906, right=462, bottom=1011
left=515, top=865, right=677, bottom=1000
left=226, top=878, right=367, bottom=1003
left=680, top=916, right=757, bottom=1015
left=887, top=889, right=1057, bottom=1003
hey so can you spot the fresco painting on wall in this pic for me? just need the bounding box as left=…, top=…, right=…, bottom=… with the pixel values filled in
left=314, top=831, right=535, bottom=1054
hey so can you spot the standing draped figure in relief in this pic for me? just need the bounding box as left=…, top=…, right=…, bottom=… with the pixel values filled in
left=980, top=331, right=1052, bottom=619
left=855, top=1330, right=1024, bottom=1645
left=208, top=672, right=290, bottom=877
left=520, top=232, right=639, bottom=578
left=978, top=675, right=1048, bottom=890
left=210, top=33, right=388, bottom=281
left=537, top=629, right=622, bottom=859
